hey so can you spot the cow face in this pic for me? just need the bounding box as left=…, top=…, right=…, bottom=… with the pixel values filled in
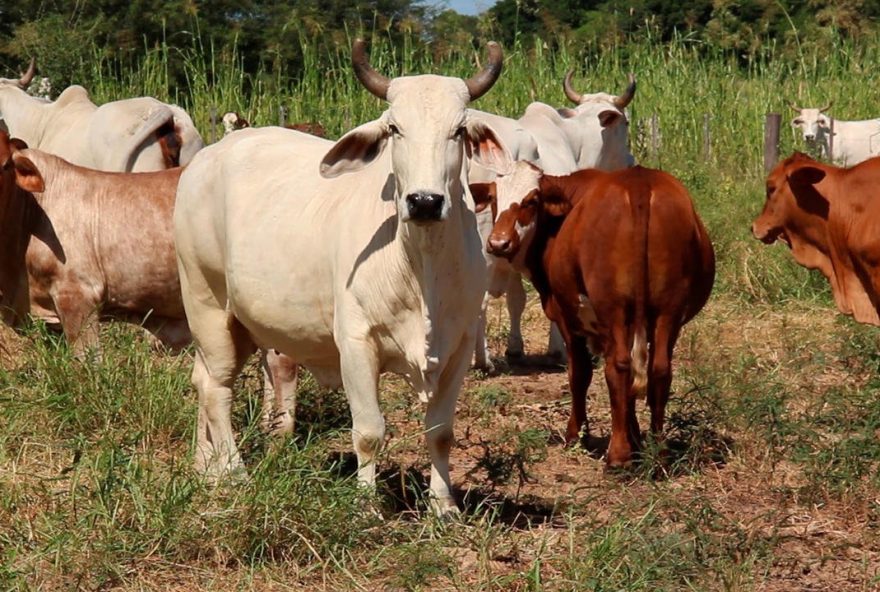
left=558, top=73, right=636, bottom=170
left=791, top=106, right=832, bottom=145
left=486, top=161, right=544, bottom=262
left=320, top=40, right=511, bottom=226
left=752, top=152, right=829, bottom=247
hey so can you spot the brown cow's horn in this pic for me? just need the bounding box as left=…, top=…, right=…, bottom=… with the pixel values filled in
left=18, top=57, right=36, bottom=89
left=820, top=102, right=833, bottom=113
left=788, top=100, right=803, bottom=112
left=563, top=69, right=582, bottom=104
left=464, top=42, right=503, bottom=101
left=352, top=38, right=390, bottom=101
left=612, top=73, right=636, bottom=109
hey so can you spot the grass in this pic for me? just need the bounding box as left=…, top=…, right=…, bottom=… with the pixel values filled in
left=2, top=30, right=880, bottom=590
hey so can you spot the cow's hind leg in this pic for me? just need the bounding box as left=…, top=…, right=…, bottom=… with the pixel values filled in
left=604, top=322, right=640, bottom=468
left=565, top=335, right=592, bottom=445
left=472, top=292, right=495, bottom=372
left=647, top=316, right=680, bottom=438
left=261, top=349, right=298, bottom=435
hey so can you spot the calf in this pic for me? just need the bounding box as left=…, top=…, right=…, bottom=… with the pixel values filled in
left=0, top=132, right=297, bottom=433
left=486, top=162, right=714, bottom=466
left=753, top=151, right=880, bottom=325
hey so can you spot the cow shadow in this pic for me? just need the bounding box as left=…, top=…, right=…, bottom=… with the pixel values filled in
left=481, top=353, right=568, bottom=377
left=323, top=451, right=561, bottom=527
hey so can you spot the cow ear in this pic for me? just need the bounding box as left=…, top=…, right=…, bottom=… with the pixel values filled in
left=540, top=190, right=572, bottom=217
left=788, top=165, right=829, bottom=218
left=466, top=120, right=512, bottom=175
left=12, top=154, right=44, bottom=193
left=598, top=110, right=623, bottom=128
left=10, top=138, right=28, bottom=151
left=789, top=165, right=826, bottom=187
left=320, top=119, right=389, bottom=178
left=557, top=108, right=577, bottom=119
left=469, top=182, right=496, bottom=213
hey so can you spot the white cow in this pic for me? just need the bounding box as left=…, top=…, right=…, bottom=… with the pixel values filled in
left=0, top=59, right=203, bottom=172
left=790, top=102, right=880, bottom=166
left=469, top=73, right=636, bottom=371
left=174, top=39, right=511, bottom=515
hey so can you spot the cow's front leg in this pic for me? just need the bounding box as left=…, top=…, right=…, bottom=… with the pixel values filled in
left=472, top=292, right=495, bottom=373
left=427, top=334, right=472, bottom=516
left=339, top=339, right=384, bottom=489
left=505, top=273, right=526, bottom=359
left=51, top=286, right=101, bottom=358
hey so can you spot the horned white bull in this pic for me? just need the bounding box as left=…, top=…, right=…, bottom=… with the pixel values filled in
left=790, top=102, right=880, bottom=166
left=174, top=39, right=511, bottom=514
left=469, top=73, right=636, bottom=371
left=0, top=60, right=203, bottom=172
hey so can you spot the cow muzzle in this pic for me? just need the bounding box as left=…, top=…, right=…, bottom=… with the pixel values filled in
left=406, top=192, right=445, bottom=223
left=487, top=235, right=517, bottom=258
left=752, top=221, right=780, bottom=244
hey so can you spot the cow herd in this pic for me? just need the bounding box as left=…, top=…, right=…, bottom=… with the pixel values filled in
left=0, top=40, right=875, bottom=515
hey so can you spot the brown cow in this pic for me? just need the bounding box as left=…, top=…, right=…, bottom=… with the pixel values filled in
left=0, top=131, right=297, bottom=434
left=485, top=162, right=715, bottom=466
left=753, top=151, right=880, bottom=325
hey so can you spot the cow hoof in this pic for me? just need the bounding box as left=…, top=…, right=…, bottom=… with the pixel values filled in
left=262, top=411, right=294, bottom=436
left=429, top=495, right=460, bottom=519
left=472, top=359, right=496, bottom=374
left=505, top=348, right=525, bottom=363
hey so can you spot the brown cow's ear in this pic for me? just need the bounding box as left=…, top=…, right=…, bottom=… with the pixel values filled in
left=12, top=155, right=45, bottom=193
left=10, top=138, right=28, bottom=151
left=470, top=182, right=496, bottom=213
left=788, top=165, right=829, bottom=219
left=540, top=191, right=572, bottom=217
left=789, top=165, right=826, bottom=187
left=598, top=110, right=623, bottom=128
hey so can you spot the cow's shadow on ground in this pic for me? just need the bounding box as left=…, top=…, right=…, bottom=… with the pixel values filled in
left=324, top=451, right=561, bottom=527
left=482, top=353, right=568, bottom=377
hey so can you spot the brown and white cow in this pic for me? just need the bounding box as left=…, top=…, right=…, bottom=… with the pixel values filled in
left=485, top=162, right=715, bottom=466
left=0, top=131, right=297, bottom=433
left=753, top=151, right=880, bottom=325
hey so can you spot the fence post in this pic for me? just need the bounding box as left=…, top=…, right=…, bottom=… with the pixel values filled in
left=702, top=113, right=711, bottom=161
left=279, top=105, right=286, bottom=127
left=209, top=106, right=217, bottom=144
left=650, top=113, right=660, bottom=162
left=828, top=117, right=834, bottom=162
left=764, top=113, right=781, bottom=173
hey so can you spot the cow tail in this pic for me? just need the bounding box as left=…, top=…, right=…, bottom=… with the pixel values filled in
left=113, top=106, right=175, bottom=172
left=630, top=174, right=650, bottom=400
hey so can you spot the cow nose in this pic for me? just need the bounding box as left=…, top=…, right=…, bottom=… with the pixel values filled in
left=487, top=237, right=512, bottom=256
left=406, top=192, right=445, bottom=222
left=805, top=134, right=815, bottom=141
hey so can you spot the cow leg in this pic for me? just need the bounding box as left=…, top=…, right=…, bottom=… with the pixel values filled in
left=339, top=341, right=384, bottom=489
left=189, top=314, right=256, bottom=481
left=604, top=324, right=640, bottom=467
left=52, top=287, right=101, bottom=358
left=261, top=349, right=298, bottom=436
left=472, top=292, right=495, bottom=372
left=505, top=273, right=526, bottom=359
left=427, top=334, right=473, bottom=516
left=547, top=322, right=566, bottom=361
left=647, top=318, right=679, bottom=437
left=565, top=335, right=592, bottom=445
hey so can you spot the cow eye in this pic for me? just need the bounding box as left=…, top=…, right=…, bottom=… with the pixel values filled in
left=453, top=126, right=466, bottom=139
left=388, top=123, right=401, bottom=137
left=793, top=119, right=803, bottom=125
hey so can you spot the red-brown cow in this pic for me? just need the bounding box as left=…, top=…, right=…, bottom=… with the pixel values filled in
left=0, top=131, right=297, bottom=434
left=753, top=151, right=880, bottom=325
left=485, top=162, right=715, bottom=466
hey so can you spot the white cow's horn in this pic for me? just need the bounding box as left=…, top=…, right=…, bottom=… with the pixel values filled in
left=18, top=57, right=36, bottom=89
left=464, top=42, right=503, bottom=101
left=352, top=38, right=391, bottom=101
left=612, top=73, right=637, bottom=109
left=820, top=102, right=833, bottom=113
left=563, top=70, right=582, bottom=104
left=788, top=100, right=803, bottom=112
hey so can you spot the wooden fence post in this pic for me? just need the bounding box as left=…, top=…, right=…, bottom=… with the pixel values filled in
left=764, top=113, right=781, bottom=173
left=279, top=105, right=286, bottom=127
left=209, top=106, right=217, bottom=144
left=650, top=113, right=660, bottom=162
left=702, top=113, right=711, bottom=161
